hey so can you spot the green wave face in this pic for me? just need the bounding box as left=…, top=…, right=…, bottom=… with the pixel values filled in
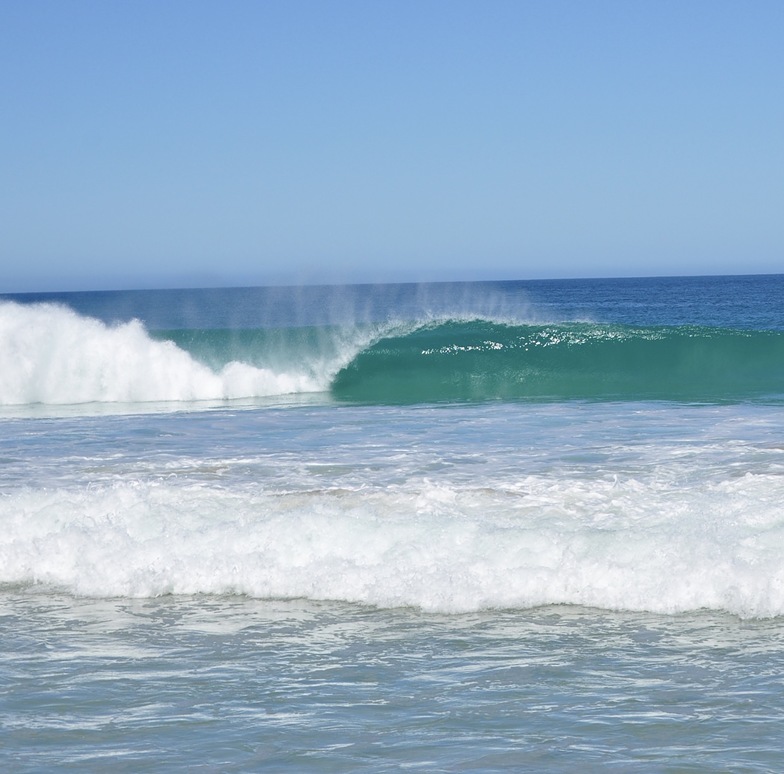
left=330, top=321, right=784, bottom=404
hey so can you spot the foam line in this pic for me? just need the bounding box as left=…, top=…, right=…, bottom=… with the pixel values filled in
left=3, top=474, right=784, bottom=617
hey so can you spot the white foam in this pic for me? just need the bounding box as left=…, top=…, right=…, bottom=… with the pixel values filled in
left=3, top=472, right=784, bottom=618
left=0, top=301, right=333, bottom=408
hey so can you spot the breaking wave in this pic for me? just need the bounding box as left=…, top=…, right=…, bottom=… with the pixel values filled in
left=2, top=300, right=783, bottom=411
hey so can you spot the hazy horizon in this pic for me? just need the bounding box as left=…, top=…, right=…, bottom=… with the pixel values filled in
left=3, top=269, right=784, bottom=298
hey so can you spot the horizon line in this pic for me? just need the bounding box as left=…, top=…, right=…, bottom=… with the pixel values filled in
left=2, top=270, right=782, bottom=297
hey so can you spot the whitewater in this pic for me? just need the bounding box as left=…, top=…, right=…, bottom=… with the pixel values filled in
left=3, top=276, right=784, bottom=771
left=3, top=404, right=784, bottom=617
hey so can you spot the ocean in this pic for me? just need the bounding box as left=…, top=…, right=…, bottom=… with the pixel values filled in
left=2, top=275, right=784, bottom=771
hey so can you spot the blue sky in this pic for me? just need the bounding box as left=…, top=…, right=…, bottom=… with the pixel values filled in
left=2, top=0, right=782, bottom=291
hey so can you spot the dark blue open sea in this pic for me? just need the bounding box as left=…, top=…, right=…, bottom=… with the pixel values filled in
left=2, top=275, right=784, bottom=771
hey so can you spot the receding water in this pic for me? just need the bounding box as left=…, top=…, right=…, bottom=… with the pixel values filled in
left=3, top=594, right=784, bottom=773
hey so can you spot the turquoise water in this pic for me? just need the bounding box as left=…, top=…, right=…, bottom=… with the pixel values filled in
left=2, top=276, right=784, bottom=770
left=330, top=321, right=784, bottom=403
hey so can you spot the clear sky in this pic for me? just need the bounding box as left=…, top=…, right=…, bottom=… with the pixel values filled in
left=2, top=0, right=782, bottom=291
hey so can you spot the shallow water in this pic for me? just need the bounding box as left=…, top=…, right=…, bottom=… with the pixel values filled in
left=3, top=594, right=783, bottom=772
